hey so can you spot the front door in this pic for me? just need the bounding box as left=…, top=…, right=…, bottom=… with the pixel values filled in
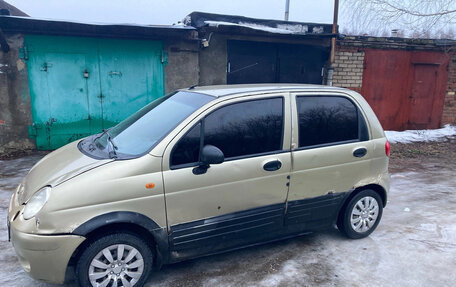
left=287, top=93, right=373, bottom=230
left=162, top=94, right=291, bottom=259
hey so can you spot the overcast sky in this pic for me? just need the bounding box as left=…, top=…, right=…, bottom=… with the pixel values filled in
left=5, top=0, right=337, bottom=26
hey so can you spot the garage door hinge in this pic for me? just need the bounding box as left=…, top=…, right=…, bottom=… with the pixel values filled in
left=28, top=124, right=37, bottom=137
left=161, top=51, right=168, bottom=65
left=19, top=45, right=29, bottom=60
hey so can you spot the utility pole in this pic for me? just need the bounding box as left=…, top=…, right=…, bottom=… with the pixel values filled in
left=285, top=0, right=290, bottom=21
left=328, top=0, right=339, bottom=86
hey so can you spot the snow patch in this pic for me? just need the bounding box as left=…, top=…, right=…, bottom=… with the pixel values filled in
left=259, top=260, right=301, bottom=286
left=0, top=63, right=8, bottom=74
left=276, top=23, right=308, bottom=34
left=182, top=15, right=191, bottom=26
left=204, top=20, right=306, bottom=34
left=385, top=125, right=456, bottom=144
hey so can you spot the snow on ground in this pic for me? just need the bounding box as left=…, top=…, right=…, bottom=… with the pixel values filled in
left=1, top=155, right=456, bottom=286
left=385, top=124, right=456, bottom=144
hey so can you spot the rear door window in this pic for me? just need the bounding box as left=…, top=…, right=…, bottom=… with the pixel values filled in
left=296, top=96, right=368, bottom=148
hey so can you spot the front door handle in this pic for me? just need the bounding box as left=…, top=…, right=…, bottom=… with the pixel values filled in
left=353, top=148, right=367, bottom=158
left=263, top=160, right=282, bottom=171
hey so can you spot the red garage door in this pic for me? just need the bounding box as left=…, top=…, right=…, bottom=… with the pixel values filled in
left=361, top=49, right=449, bottom=130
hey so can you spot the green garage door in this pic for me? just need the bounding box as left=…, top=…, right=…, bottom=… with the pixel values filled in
left=26, top=35, right=164, bottom=150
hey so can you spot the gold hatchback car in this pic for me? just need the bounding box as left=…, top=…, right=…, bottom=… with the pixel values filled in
left=8, top=84, right=390, bottom=286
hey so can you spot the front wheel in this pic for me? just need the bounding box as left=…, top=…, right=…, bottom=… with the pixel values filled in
left=338, top=189, right=383, bottom=239
left=76, top=233, right=153, bottom=287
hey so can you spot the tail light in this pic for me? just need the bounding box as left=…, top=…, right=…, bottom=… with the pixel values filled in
left=385, top=140, right=390, bottom=157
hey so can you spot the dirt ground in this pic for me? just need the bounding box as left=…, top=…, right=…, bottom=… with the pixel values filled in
left=0, top=139, right=455, bottom=286
left=389, top=136, right=456, bottom=171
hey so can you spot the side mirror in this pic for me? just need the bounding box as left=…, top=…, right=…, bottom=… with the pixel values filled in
left=201, top=145, right=224, bottom=165
left=193, top=145, right=224, bottom=175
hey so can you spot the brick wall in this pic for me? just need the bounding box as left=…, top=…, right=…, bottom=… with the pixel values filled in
left=442, top=53, right=456, bottom=125
left=332, top=48, right=364, bottom=92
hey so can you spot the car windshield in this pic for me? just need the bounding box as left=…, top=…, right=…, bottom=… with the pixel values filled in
left=80, top=91, right=213, bottom=159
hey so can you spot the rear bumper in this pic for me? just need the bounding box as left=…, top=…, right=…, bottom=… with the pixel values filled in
left=10, top=227, right=85, bottom=284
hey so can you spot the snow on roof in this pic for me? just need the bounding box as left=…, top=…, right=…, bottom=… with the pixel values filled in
left=204, top=20, right=312, bottom=35
left=385, top=125, right=456, bottom=144
left=1, top=15, right=195, bottom=30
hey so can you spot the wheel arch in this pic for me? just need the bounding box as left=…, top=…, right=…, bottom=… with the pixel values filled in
left=69, top=212, right=169, bottom=270
left=337, top=184, right=387, bottom=225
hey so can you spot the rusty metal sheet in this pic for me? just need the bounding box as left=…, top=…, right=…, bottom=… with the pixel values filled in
left=361, top=49, right=449, bottom=130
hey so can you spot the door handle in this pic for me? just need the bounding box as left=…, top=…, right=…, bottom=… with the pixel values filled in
left=353, top=148, right=367, bottom=158
left=263, top=160, right=282, bottom=171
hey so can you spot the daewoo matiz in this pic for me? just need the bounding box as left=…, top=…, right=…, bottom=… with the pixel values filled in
left=8, top=84, right=390, bottom=286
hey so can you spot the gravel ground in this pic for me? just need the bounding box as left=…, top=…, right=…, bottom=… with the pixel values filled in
left=0, top=139, right=455, bottom=286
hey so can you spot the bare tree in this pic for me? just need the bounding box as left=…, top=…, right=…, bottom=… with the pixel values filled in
left=342, top=0, right=456, bottom=38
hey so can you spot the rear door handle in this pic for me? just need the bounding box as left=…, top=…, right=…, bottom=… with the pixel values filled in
left=353, top=148, right=367, bottom=158
left=263, top=160, right=282, bottom=171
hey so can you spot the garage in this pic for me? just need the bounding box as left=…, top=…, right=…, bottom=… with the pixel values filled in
left=26, top=35, right=165, bottom=149
left=227, top=40, right=328, bottom=84
left=185, top=12, right=334, bottom=87
left=0, top=15, right=197, bottom=152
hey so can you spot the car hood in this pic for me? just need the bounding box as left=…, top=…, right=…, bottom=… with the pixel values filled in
left=19, top=141, right=113, bottom=204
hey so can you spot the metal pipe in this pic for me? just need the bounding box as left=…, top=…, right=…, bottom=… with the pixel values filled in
left=285, top=0, right=290, bottom=21
left=328, top=0, right=339, bottom=86
left=330, top=0, right=339, bottom=65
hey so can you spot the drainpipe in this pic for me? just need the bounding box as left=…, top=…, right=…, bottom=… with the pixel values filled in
left=328, top=0, right=339, bottom=86
left=284, top=0, right=290, bottom=21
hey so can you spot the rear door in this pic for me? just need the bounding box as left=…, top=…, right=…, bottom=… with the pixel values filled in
left=287, top=92, right=373, bottom=230
left=162, top=93, right=291, bottom=259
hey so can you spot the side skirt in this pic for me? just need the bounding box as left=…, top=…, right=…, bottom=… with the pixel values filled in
left=166, top=191, right=350, bottom=263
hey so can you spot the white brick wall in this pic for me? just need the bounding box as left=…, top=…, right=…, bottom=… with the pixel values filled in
left=333, top=51, right=364, bottom=89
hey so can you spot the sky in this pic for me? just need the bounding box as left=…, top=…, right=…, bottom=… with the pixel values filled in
left=7, top=0, right=453, bottom=38
left=5, top=0, right=337, bottom=26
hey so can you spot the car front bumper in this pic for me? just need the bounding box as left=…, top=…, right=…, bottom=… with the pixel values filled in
left=10, top=225, right=85, bottom=284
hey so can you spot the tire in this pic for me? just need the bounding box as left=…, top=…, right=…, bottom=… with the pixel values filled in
left=337, top=189, right=383, bottom=239
left=76, top=232, right=153, bottom=287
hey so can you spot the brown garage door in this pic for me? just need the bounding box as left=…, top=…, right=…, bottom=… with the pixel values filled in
left=361, top=49, right=449, bottom=130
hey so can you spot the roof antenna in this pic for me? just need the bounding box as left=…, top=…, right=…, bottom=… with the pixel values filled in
left=189, top=84, right=198, bottom=90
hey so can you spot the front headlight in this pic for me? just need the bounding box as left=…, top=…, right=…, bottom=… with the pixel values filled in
left=23, top=186, right=51, bottom=220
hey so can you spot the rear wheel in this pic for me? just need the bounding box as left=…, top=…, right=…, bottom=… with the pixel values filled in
left=338, top=189, right=383, bottom=239
left=76, top=233, right=153, bottom=287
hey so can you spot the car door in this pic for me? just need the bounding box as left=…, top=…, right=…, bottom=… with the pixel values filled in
left=286, top=92, right=373, bottom=231
left=162, top=93, right=291, bottom=259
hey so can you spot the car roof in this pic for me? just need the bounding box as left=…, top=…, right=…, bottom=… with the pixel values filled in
left=181, top=84, right=348, bottom=97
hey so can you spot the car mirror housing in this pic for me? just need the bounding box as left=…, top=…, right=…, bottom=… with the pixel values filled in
left=201, top=145, right=224, bottom=165
left=193, top=145, right=224, bottom=175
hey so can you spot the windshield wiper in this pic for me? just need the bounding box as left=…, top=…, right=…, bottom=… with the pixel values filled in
left=93, top=129, right=118, bottom=159
left=106, top=131, right=118, bottom=159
